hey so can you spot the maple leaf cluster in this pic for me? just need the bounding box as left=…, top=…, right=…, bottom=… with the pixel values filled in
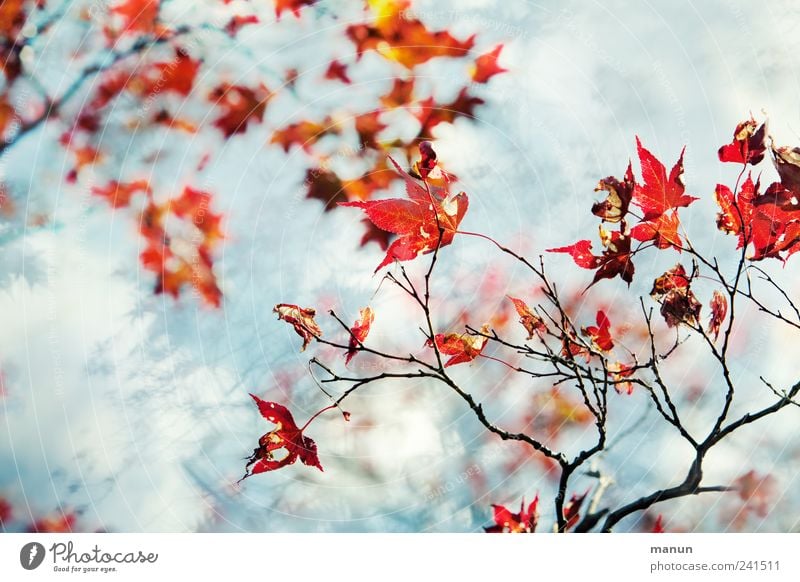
left=92, top=181, right=224, bottom=307
left=484, top=492, right=587, bottom=533
left=341, top=148, right=468, bottom=272
left=549, top=137, right=695, bottom=289
left=279, top=0, right=506, bottom=249
left=715, top=117, right=800, bottom=261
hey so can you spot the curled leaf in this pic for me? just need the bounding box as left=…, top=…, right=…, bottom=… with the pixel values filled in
left=274, top=303, right=322, bottom=351
left=346, top=307, right=374, bottom=365
left=707, top=290, right=727, bottom=341
left=507, top=296, right=546, bottom=339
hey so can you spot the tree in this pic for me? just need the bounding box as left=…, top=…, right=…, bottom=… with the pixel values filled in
left=252, top=119, right=800, bottom=532
left=1, top=0, right=797, bottom=534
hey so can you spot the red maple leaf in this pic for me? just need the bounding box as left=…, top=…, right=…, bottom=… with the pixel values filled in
left=507, top=296, right=547, bottom=340
left=582, top=310, right=614, bottom=352
left=30, top=511, right=77, bottom=533
left=354, top=111, right=387, bottom=149
left=429, top=325, right=489, bottom=367
left=0, top=497, right=11, bottom=525
left=274, top=0, right=317, bottom=19
left=415, top=89, right=484, bottom=139
left=380, top=78, right=415, bottom=109
left=548, top=228, right=635, bottom=288
left=209, top=83, right=271, bottom=137
left=91, top=179, right=151, bottom=209
left=324, top=59, right=351, bottom=84
left=610, top=361, right=635, bottom=395
left=630, top=211, right=682, bottom=250
left=110, top=0, right=160, bottom=36
left=718, top=117, right=767, bottom=165
left=242, top=394, right=323, bottom=480
left=563, top=491, right=588, bottom=530
left=471, top=44, right=508, bottom=83
left=340, top=156, right=468, bottom=272
left=225, top=14, right=259, bottom=37
left=484, top=496, right=539, bottom=533
left=346, top=307, right=374, bottom=366
left=271, top=117, right=338, bottom=152
left=346, top=0, right=474, bottom=69
left=274, top=304, right=322, bottom=351
left=633, top=137, right=697, bottom=220
left=707, top=290, right=727, bottom=341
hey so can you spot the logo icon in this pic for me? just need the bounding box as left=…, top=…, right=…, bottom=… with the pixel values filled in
left=20, top=542, right=46, bottom=570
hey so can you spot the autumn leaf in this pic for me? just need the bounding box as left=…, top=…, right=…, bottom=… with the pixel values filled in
left=609, top=361, right=635, bottom=395
left=305, top=168, right=346, bottom=209
left=380, top=78, right=415, bottom=109
left=771, top=144, right=800, bottom=194
left=652, top=515, right=666, bottom=533
left=718, top=117, right=767, bottom=165
left=30, top=511, right=77, bottom=533
left=650, top=264, right=701, bottom=328
left=716, top=174, right=800, bottom=261
left=92, top=179, right=151, bottom=209
left=340, top=155, right=468, bottom=272
left=0, top=497, right=11, bottom=525
left=707, top=290, right=727, bottom=341
left=429, top=325, right=489, bottom=367
left=209, top=83, right=272, bottom=137
left=274, top=0, right=318, bottom=19
left=471, top=44, right=507, bottom=84
left=271, top=117, right=339, bottom=153
left=548, top=228, right=635, bottom=289
left=582, top=310, right=614, bottom=352
left=274, top=304, right=322, bottom=351
left=592, top=162, right=634, bottom=223
left=110, top=0, right=160, bottom=36
left=630, top=211, right=682, bottom=250
left=484, top=496, right=539, bottom=533
left=346, top=0, right=475, bottom=69
left=242, top=394, right=323, bottom=480
left=138, top=187, right=223, bottom=307
left=714, top=174, right=756, bottom=250
left=415, top=89, right=484, bottom=139
left=563, top=491, right=588, bottom=530
left=346, top=307, right=374, bottom=365
left=354, top=111, right=387, bottom=149
left=633, top=137, right=697, bottom=220
left=324, top=59, right=352, bottom=84
left=508, top=296, right=546, bottom=339
left=225, top=14, right=259, bottom=37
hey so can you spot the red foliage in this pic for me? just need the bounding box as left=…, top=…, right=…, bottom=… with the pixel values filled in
left=484, top=496, right=539, bottom=533
left=508, top=296, right=547, bottom=340
left=718, top=117, right=767, bottom=165
left=471, top=44, right=508, bottom=84
left=346, top=307, right=374, bottom=365
left=209, top=83, right=272, bottom=137
left=429, top=325, right=489, bottom=367
left=242, top=394, right=323, bottom=479
left=274, top=304, right=322, bottom=351
left=582, top=310, right=614, bottom=352
left=340, top=155, right=468, bottom=272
